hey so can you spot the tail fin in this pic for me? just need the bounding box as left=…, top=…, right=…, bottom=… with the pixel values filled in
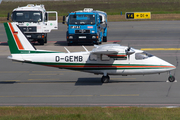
left=4, top=22, right=35, bottom=54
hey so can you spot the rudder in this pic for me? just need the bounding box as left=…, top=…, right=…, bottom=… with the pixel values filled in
left=4, top=22, right=35, bottom=54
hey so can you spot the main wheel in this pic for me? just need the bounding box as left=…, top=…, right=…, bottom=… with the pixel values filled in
left=168, top=76, right=175, bottom=82
left=101, top=75, right=110, bottom=83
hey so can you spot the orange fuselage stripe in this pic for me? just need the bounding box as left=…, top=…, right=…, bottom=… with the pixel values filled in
left=44, top=65, right=175, bottom=68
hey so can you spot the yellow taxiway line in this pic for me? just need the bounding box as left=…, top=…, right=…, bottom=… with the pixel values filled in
left=141, top=48, right=180, bottom=51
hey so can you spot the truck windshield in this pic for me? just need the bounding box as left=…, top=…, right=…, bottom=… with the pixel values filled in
left=69, top=14, right=95, bottom=25
left=12, top=11, right=42, bottom=22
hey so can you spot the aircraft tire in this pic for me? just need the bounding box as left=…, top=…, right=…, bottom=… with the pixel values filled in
left=101, top=75, right=110, bottom=83
left=168, top=75, right=175, bottom=82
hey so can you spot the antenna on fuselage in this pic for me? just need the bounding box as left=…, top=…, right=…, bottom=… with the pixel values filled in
left=64, top=47, right=70, bottom=53
left=82, top=46, right=89, bottom=52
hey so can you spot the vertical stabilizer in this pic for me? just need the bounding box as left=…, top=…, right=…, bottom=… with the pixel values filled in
left=4, top=22, right=35, bottom=54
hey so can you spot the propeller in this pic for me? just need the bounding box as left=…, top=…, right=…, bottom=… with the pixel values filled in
left=125, top=45, right=135, bottom=60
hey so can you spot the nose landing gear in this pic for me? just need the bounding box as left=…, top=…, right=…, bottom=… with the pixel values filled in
left=168, top=75, right=176, bottom=82
left=168, top=72, right=176, bottom=82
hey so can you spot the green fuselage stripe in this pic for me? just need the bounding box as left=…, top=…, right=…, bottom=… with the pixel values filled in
left=29, top=62, right=173, bottom=70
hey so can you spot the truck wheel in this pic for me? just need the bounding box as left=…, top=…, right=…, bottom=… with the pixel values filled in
left=95, top=42, right=99, bottom=45
left=95, top=37, right=101, bottom=45
left=67, top=43, right=72, bottom=46
left=38, top=39, right=44, bottom=45
left=44, top=35, right=47, bottom=43
left=95, top=40, right=100, bottom=45
left=103, top=36, right=107, bottom=42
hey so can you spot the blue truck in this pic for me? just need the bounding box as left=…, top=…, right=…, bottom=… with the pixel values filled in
left=63, top=8, right=107, bottom=45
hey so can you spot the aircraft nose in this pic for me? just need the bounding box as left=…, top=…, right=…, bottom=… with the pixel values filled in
left=166, top=62, right=176, bottom=70
left=158, top=57, right=176, bottom=70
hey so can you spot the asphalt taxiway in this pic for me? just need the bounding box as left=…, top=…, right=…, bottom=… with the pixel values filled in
left=0, top=21, right=180, bottom=107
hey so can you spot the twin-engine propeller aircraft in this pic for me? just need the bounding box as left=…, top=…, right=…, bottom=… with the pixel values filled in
left=4, top=22, right=176, bottom=83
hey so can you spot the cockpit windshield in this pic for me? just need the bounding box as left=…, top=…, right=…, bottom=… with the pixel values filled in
left=135, top=52, right=153, bottom=60
left=69, top=14, right=95, bottom=25
left=12, top=11, right=42, bottom=22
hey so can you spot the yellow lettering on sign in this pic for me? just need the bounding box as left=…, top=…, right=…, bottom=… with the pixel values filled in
left=134, top=12, right=151, bottom=19
left=126, top=13, right=134, bottom=19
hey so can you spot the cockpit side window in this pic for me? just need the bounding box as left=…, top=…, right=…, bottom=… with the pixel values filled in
left=89, top=54, right=97, bottom=61
left=135, top=52, right=153, bottom=60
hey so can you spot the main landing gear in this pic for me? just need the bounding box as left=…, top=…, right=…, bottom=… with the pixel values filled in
left=168, top=72, right=176, bottom=82
left=101, top=75, right=110, bottom=83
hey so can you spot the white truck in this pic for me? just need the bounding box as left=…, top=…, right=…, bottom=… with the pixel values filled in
left=8, top=4, right=58, bottom=45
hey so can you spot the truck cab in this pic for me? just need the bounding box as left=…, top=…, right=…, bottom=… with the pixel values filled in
left=10, top=4, right=58, bottom=45
left=63, top=8, right=107, bottom=45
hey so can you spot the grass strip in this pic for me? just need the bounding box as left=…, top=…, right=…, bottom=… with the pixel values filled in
left=1, top=0, right=180, bottom=17
left=0, top=107, right=179, bottom=120
left=1, top=0, right=180, bottom=22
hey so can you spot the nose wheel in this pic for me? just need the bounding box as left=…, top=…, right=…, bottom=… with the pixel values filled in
left=168, top=71, right=176, bottom=82
left=101, top=75, right=110, bottom=83
left=168, top=75, right=175, bottom=82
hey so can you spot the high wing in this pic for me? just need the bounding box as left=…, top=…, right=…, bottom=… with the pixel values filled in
left=91, top=44, right=125, bottom=54
left=91, top=44, right=128, bottom=58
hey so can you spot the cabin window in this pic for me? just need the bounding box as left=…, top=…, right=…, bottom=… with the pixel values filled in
left=135, top=52, right=153, bottom=60
left=101, top=54, right=110, bottom=61
left=89, top=54, right=97, bottom=61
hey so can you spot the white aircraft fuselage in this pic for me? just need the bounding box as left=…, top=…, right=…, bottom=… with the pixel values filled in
left=10, top=48, right=175, bottom=75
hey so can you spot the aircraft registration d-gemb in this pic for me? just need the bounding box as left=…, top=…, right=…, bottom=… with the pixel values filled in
left=4, top=22, right=176, bottom=83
